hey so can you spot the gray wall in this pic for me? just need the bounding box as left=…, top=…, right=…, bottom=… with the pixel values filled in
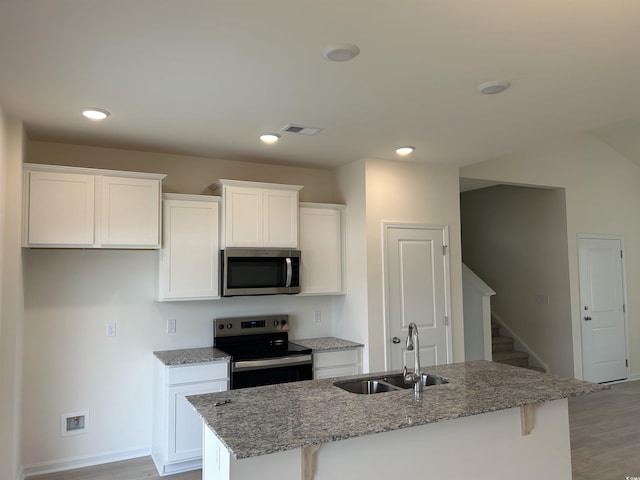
left=461, top=185, right=572, bottom=376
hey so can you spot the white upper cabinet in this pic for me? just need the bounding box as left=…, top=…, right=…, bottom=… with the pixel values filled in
left=158, top=194, right=220, bottom=301
left=26, top=169, right=96, bottom=247
left=211, top=179, right=302, bottom=249
left=99, top=175, right=162, bottom=247
left=23, top=164, right=165, bottom=249
left=299, top=203, right=345, bottom=295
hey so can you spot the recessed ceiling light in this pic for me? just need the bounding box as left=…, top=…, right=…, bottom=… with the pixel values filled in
left=395, top=146, right=415, bottom=156
left=81, top=108, right=110, bottom=120
left=259, top=133, right=281, bottom=144
left=322, top=43, right=360, bottom=62
left=477, top=81, right=511, bottom=95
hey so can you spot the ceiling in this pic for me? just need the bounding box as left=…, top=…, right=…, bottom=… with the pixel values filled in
left=3, top=0, right=640, bottom=170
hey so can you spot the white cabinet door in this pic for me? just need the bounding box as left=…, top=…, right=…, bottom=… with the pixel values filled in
left=263, top=189, right=298, bottom=248
left=224, top=185, right=263, bottom=247
left=24, top=164, right=165, bottom=249
left=299, top=204, right=345, bottom=294
left=26, top=170, right=95, bottom=246
left=99, top=175, right=161, bottom=248
left=158, top=195, right=220, bottom=300
left=214, top=180, right=302, bottom=248
left=168, top=380, right=226, bottom=462
left=313, top=349, right=361, bottom=379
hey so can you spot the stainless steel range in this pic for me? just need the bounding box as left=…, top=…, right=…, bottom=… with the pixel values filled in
left=213, top=314, right=312, bottom=389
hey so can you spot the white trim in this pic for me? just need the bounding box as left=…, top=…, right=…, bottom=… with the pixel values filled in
left=299, top=202, right=346, bottom=210
left=576, top=233, right=630, bottom=382
left=23, top=163, right=166, bottom=180
left=210, top=178, right=303, bottom=192
left=381, top=222, right=453, bottom=370
left=20, top=448, right=150, bottom=479
left=491, top=311, right=550, bottom=373
left=162, top=193, right=220, bottom=203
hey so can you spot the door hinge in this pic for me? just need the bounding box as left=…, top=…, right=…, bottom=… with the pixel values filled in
left=621, top=250, right=623, bottom=259
left=626, top=359, right=629, bottom=368
left=443, top=315, right=449, bottom=326
left=442, top=245, right=448, bottom=255
left=623, top=304, right=626, bottom=313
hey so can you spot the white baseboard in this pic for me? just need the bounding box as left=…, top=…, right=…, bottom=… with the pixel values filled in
left=21, top=447, right=150, bottom=479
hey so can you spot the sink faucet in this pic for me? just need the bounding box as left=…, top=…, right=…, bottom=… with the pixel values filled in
left=403, top=323, right=423, bottom=397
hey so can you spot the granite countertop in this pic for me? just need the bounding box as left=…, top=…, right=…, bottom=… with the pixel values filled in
left=187, top=360, right=607, bottom=460
left=292, top=337, right=364, bottom=352
left=153, top=337, right=361, bottom=366
left=153, top=347, right=230, bottom=366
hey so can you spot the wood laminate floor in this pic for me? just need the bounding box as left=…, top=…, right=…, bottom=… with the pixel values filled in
left=25, top=457, right=201, bottom=480
left=26, top=380, right=640, bottom=480
left=569, top=379, right=640, bottom=480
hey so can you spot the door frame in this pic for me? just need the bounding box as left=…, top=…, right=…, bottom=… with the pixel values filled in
left=577, top=233, right=630, bottom=382
left=381, top=222, right=453, bottom=370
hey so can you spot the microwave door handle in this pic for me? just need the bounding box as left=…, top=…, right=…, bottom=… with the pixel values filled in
left=285, top=257, right=292, bottom=287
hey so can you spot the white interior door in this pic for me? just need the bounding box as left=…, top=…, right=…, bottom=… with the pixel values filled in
left=383, top=224, right=452, bottom=371
left=578, top=236, right=628, bottom=383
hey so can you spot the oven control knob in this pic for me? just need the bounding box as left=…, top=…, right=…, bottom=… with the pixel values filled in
left=218, top=324, right=224, bottom=330
left=280, top=319, right=287, bottom=326
left=274, top=320, right=279, bottom=327
left=226, top=323, right=233, bottom=330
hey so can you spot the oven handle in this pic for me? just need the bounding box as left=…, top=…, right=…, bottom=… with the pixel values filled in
left=285, top=257, right=292, bottom=288
left=233, top=354, right=312, bottom=372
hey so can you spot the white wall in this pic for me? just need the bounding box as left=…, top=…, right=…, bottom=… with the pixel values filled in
left=21, top=141, right=340, bottom=471
left=333, top=160, right=370, bottom=371
left=461, top=133, right=640, bottom=379
left=0, top=110, right=25, bottom=480
left=460, top=185, right=573, bottom=376
left=335, top=159, right=464, bottom=373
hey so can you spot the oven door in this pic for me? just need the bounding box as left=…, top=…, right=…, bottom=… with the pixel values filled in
left=231, top=355, right=313, bottom=389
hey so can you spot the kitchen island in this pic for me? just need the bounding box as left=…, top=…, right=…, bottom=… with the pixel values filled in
left=187, top=361, right=606, bottom=480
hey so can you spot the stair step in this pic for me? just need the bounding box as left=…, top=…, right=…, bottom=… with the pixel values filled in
left=491, top=323, right=500, bottom=337
left=493, top=350, right=530, bottom=368
left=491, top=336, right=514, bottom=353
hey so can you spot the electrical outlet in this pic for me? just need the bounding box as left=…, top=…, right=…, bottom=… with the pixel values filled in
left=61, top=411, right=89, bottom=436
left=535, top=295, right=550, bottom=305
left=314, top=311, right=322, bottom=323
left=105, top=322, right=116, bottom=337
left=167, top=318, right=176, bottom=334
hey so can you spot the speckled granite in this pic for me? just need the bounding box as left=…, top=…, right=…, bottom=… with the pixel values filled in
left=187, top=360, right=608, bottom=459
left=292, top=337, right=364, bottom=352
left=153, top=347, right=230, bottom=365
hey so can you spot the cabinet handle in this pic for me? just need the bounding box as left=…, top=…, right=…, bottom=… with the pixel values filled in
left=392, top=337, right=401, bottom=344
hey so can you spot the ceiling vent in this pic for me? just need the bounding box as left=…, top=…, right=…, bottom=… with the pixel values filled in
left=280, top=124, right=322, bottom=136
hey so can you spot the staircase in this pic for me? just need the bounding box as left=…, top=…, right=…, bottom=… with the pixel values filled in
left=491, top=322, right=545, bottom=372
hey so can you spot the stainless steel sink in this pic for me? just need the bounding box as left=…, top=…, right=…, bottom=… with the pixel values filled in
left=334, top=379, right=398, bottom=394
left=382, top=373, right=450, bottom=389
left=334, top=373, right=449, bottom=394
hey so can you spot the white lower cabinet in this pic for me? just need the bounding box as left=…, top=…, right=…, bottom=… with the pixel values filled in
left=312, top=349, right=362, bottom=379
left=153, top=360, right=228, bottom=476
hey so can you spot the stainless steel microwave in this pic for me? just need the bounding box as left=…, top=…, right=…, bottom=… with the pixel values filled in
left=221, top=248, right=301, bottom=296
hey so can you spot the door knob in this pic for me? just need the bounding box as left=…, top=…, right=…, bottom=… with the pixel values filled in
left=584, top=316, right=592, bottom=321
left=392, top=337, right=401, bottom=344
